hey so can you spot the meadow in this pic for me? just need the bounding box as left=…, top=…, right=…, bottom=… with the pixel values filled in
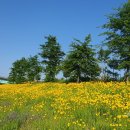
left=0, top=82, right=130, bottom=130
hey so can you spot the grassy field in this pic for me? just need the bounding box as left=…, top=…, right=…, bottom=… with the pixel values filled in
left=0, top=82, right=130, bottom=130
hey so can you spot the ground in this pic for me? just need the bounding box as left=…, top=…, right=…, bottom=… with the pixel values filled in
left=0, top=82, right=130, bottom=130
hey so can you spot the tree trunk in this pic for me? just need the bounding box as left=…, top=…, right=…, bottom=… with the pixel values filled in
left=113, top=68, right=114, bottom=80
left=126, top=76, right=129, bottom=85
left=126, top=67, right=130, bottom=85
left=77, top=76, right=80, bottom=83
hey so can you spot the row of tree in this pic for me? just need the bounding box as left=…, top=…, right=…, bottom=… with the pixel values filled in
left=8, top=1, right=130, bottom=83
left=9, top=56, right=42, bottom=83
left=9, top=34, right=100, bottom=83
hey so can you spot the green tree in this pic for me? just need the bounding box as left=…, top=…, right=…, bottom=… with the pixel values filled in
left=101, top=1, right=130, bottom=84
left=107, top=59, right=119, bottom=80
left=63, top=34, right=100, bottom=82
left=98, top=47, right=110, bottom=64
left=39, top=35, right=65, bottom=82
left=98, top=47, right=110, bottom=81
left=9, top=56, right=42, bottom=83
left=27, top=55, right=42, bottom=82
left=9, top=57, right=28, bottom=83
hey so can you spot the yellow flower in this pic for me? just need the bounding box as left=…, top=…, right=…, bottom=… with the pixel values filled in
left=118, top=124, right=122, bottom=126
left=67, top=123, right=70, bottom=127
left=117, top=115, right=121, bottom=119
left=122, top=115, right=128, bottom=118
left=54, top=116, right=57, bottom=120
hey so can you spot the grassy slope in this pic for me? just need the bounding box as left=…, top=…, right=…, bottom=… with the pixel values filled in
left=0, top=82, right=130, bottom=130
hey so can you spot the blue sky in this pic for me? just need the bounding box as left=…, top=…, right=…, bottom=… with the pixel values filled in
left=0, top=0, right=127, bottom=77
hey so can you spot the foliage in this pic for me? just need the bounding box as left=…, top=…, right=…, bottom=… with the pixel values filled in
left=63, top=34, right=100, bottom=82
left=107, top=59, right=119, bottom=80
left=26, top=56, right=42, bottom=82
left=8, top=56, right=42, bottom=84
left=39, top=35, right=65, bottom=82
left=8, top=57, right=28, bottom=83
left=98, top=48, right=119, bottom=81
left=101, top=1, right=130, bottom=82
left=98, top=48, right=110, bottom=63
left=98, top=48, right=110, bottom=81
left=0, top=82, right=130, bottom=130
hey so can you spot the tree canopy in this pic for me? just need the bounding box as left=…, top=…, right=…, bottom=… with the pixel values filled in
left=39, top=35, right=65, bottom=82
left=101, top=1, right=130, bottom=83
left=8, top=56, right=42, bottom=84
left=63, top=34, right=100, bottom=82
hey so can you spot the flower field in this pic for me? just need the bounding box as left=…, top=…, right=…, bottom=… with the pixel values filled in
left=0, top=82, right=130, bottom=130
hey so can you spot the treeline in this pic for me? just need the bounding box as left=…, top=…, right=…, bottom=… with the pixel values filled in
left=8, top=1, right=130, bottom=83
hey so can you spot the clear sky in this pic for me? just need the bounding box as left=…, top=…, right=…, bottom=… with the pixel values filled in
left=0, top=0, right=127, bottom=77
